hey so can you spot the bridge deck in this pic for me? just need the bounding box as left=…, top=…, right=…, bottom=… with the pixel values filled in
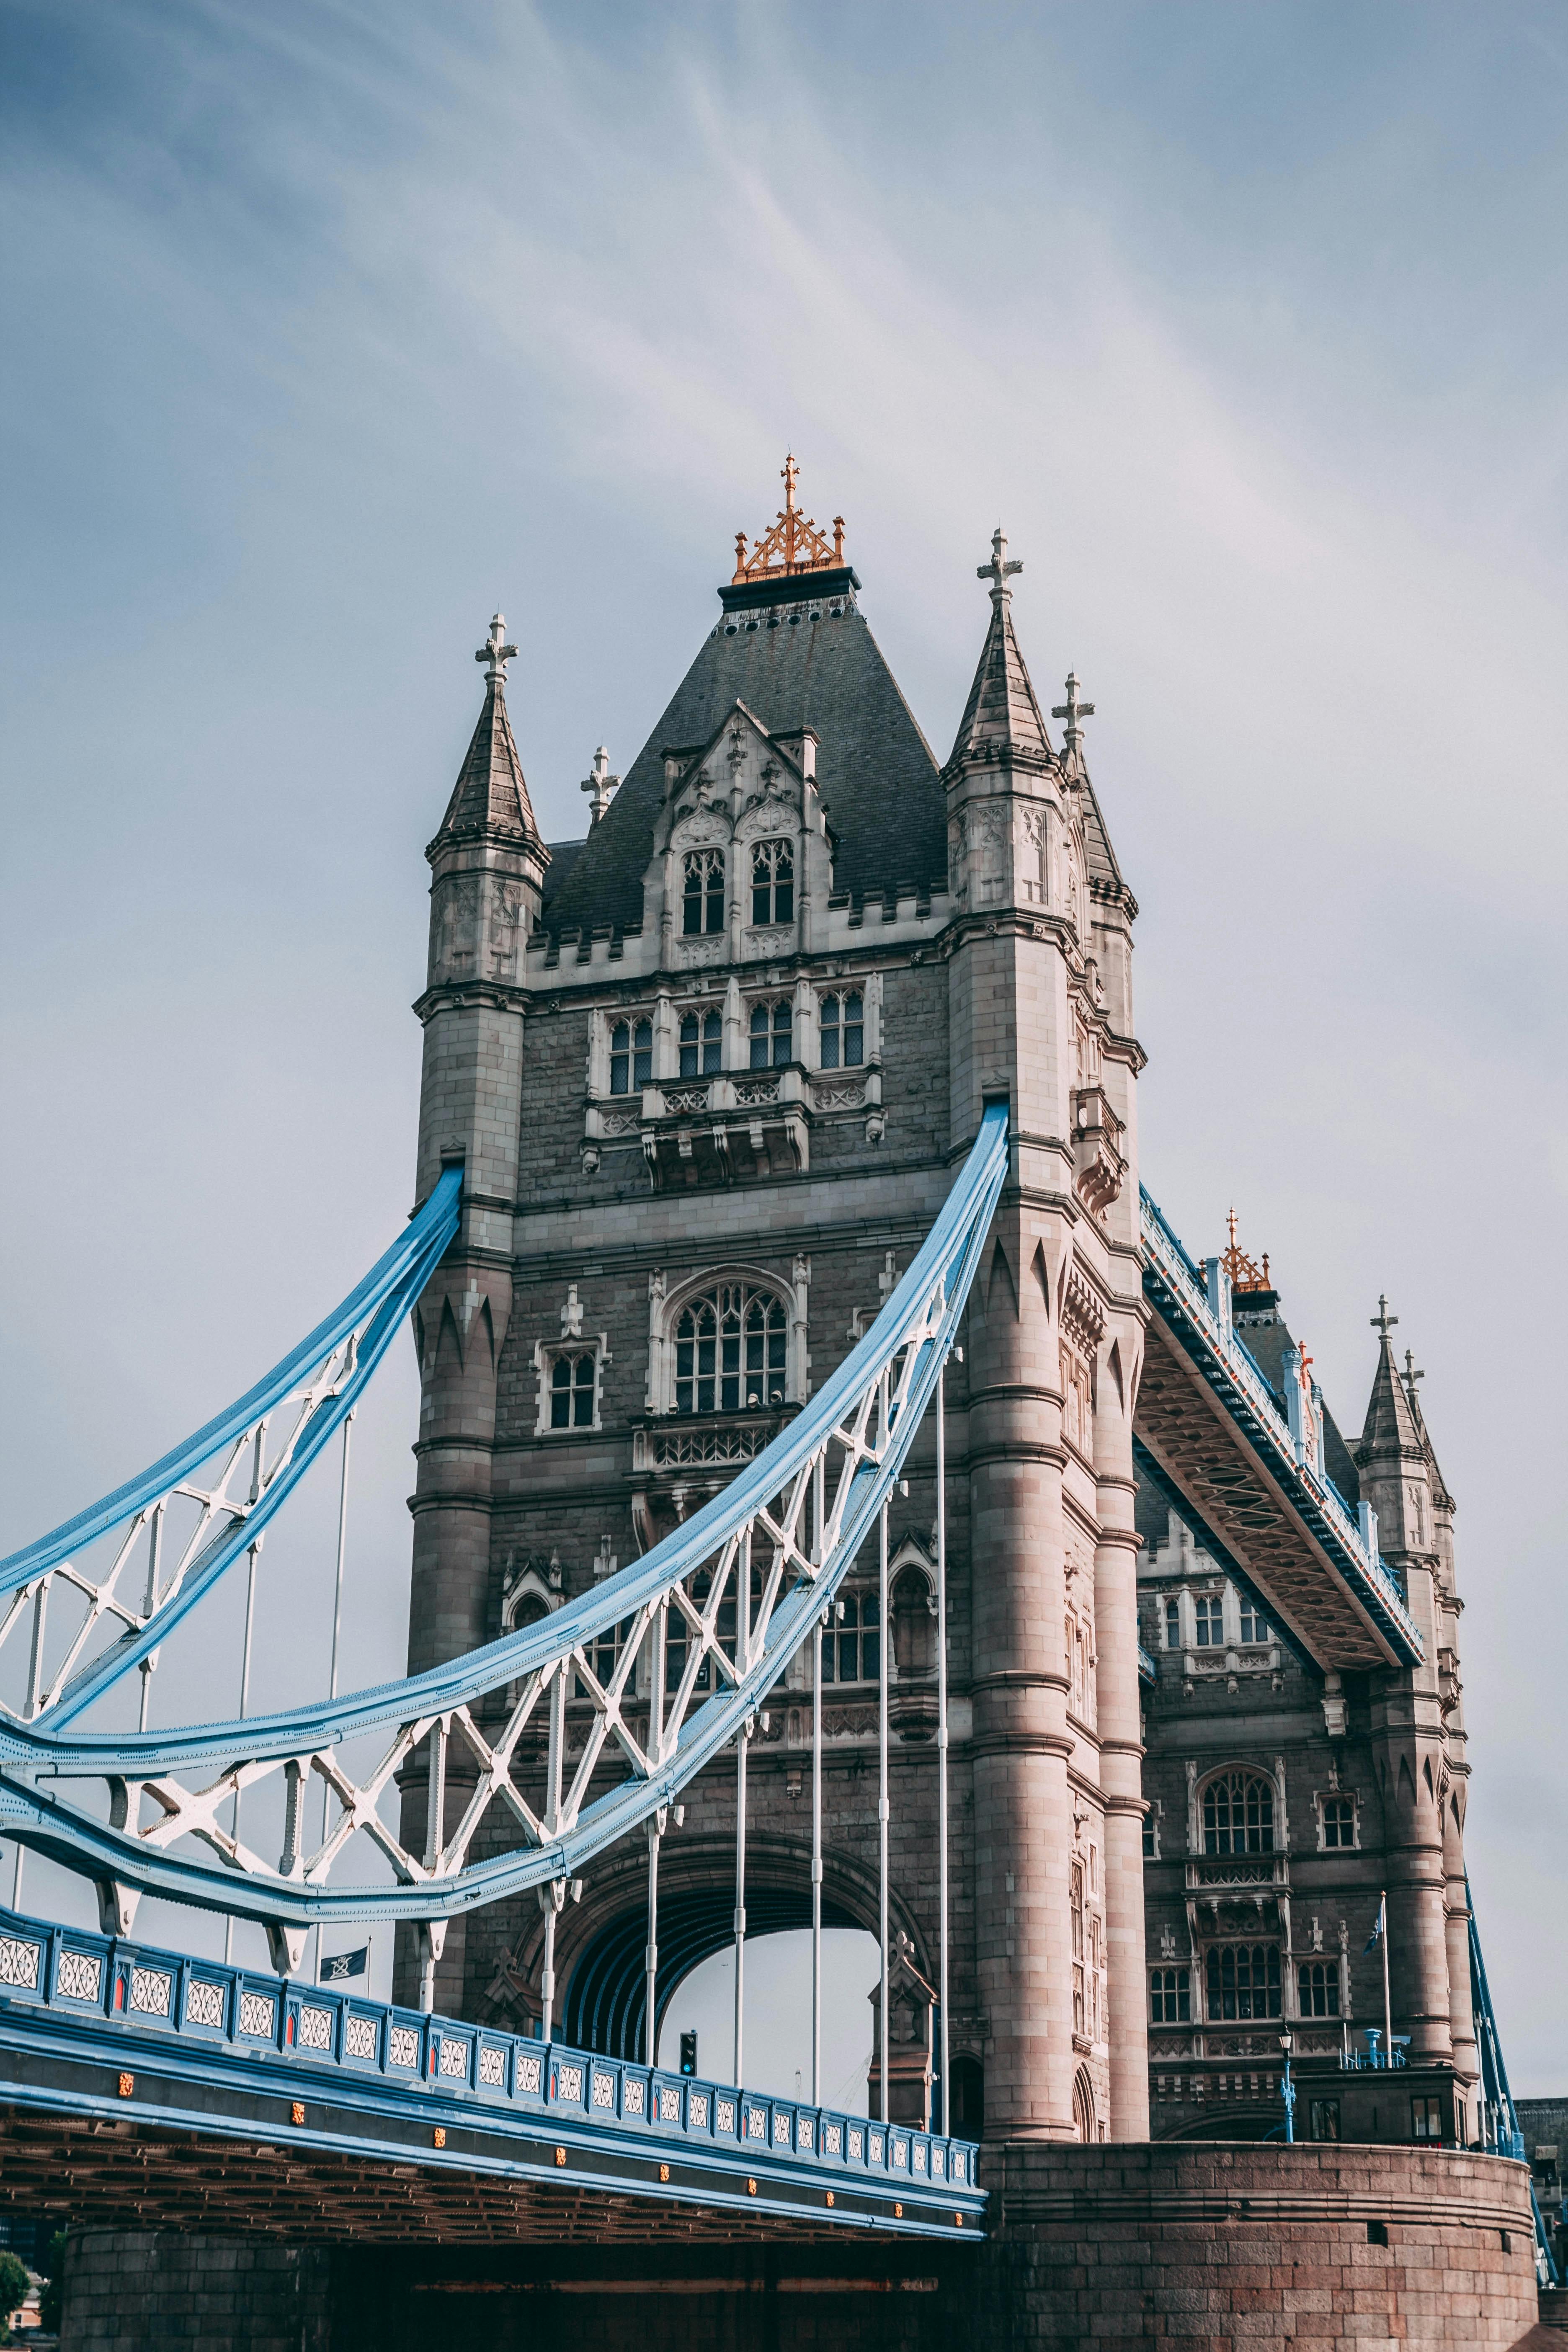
left=0, top=1908, right=981, bottom=2241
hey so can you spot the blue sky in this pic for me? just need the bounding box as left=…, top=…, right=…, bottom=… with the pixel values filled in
left=2, top=3, right=1565, bottom=2087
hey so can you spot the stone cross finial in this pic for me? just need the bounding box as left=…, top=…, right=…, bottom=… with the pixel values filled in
left=1401, top=1350, right=1425, bottom=1406
left=977, top=526, right=1023, bottom=600
left=782, top=452, right=799, bottom=511
left=580, top=745, right=620, bottom=828
left=1052, top=671, right=1096, bottom=747
left=476, top=613, right=518, bottom=683
left=1371, top=1295, right=1398, bottom=1339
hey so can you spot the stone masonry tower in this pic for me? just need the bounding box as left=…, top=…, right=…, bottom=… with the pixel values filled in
left=944, top=536, right=1149, bottom=2141
left=403, top=616, right=549, bottom=2008
left=1354, top=1310, right=1476, bottom=2095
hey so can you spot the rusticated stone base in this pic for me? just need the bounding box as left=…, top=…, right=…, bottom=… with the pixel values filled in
left=970, top=2139, right=1541, bottom=2349
left=59, top=2229, right=330, bottom=2350
left=55, top=2146, right=1542, bottom=2349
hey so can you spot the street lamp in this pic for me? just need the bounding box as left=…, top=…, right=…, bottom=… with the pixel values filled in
left=1279, top=2032, right=1297, bottom=2145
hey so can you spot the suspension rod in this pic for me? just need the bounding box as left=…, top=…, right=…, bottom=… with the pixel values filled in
left=936, top=1356, right=950, bottom=2134
left=811, top=1451, right=824, bottom=2107
left=223, top=1529, right=260, bottom=1968
left=312, top=1410, right=353, bottom=1985
left=878, top=1491, right=890, bottom=2134
left=645, top=1813, right=663, bottom=2067
left=13, top=1581, right=49, bottom=1909
left=137, top=1503, right=164, bottom=1736
left=733, top=1720, right=748, bottom=2087
left=539, top=1667, right=566, bottom=2043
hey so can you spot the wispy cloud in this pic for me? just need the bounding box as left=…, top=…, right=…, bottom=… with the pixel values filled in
left=2, top=0, right=1563, bottom=2066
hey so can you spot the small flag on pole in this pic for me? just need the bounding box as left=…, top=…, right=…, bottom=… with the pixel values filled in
left=320, top=1946, right=369, bottom=1984
left=1363, top=1897, right=1385, bottom=1957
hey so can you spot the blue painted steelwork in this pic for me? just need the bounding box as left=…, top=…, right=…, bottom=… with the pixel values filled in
left=0, top=1904, right=982, bottom=2236
left=1132, top=1436, right=1317, bottom=1675
left=0, top=1108, right=1011, bottom=1939
left=1139, top=1185, right=1422, bottom=1665
left=1468, top=1880, right=1558, bottom=2285
left=0, top=1166, right=463, bottom=1725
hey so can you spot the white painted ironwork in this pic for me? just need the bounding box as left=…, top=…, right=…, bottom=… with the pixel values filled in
left=0, top=1116, right=1008, bottom=1993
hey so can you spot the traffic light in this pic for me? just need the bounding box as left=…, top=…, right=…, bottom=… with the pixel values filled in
left=680, top=2031, right=698, bottom=2077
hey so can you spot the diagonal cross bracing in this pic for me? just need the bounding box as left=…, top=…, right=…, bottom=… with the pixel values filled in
left=1137, top=1184, right=1421, bottom=1668
left=0, top=1166, right=464, bottom=1727
left=0, top=1107, right=1010, bottom=1947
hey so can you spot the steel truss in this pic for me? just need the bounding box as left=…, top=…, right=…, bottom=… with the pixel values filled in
left=0, top=1109, right=1009, bottom=1985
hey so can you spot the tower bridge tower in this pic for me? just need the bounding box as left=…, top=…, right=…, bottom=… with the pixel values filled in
left=400, top=467, right=1486, bottom=2176
left=401, top=480, right=1151, bottom=2137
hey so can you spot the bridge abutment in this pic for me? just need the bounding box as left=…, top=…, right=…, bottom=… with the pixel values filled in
left=53, top=2146, right=1540, bottom=2349
left=59, top=2230, right=330, bottom=2350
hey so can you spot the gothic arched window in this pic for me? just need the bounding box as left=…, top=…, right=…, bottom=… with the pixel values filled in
left=673, top=1282, right=788, bottom=1415
left=749, top=1000, right=792, bottom=1069
left=750, top=840, right=794, bottom=926
left=1204, top=1942, right=1281, bottom=2021
left=1320, top=1795, right=1357, bottom=1849
left=1202, top=1769, right=1276, bottom=1856
left=682, top=848, right=725, bottom=936
left=610, top=1018, right=652, bottom=1096
left=679, top=1009, right=723, bottom=1076
left=818, top=990, right=863, bottom=1069
left=1297, top=1960, right=1341, bottom=2018
left=822, top=1589, right=880, bottom=1685
left=550, top=1352, right=598, bottom=1429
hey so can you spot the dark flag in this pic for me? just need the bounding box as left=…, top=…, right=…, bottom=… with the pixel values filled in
left=320, top=1946, right=369, bottom=1984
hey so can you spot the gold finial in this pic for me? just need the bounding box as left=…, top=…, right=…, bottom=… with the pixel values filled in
left=732, top=456, right=847, bottom=585
left=1221, top=1210, right=1271, bottom=1293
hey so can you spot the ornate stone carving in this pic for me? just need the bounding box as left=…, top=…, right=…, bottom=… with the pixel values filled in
left=1072, top=1084, right=1127, bottom=1218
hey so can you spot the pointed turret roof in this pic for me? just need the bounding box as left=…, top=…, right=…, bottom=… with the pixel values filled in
left=1357, top=1301, right=1426, bottom=1466
left=946, top=529, right=1055, bottom=771
left=430, top=615, right=544, bottom=857
left=1400, top=1349, right=1455, bottom=1513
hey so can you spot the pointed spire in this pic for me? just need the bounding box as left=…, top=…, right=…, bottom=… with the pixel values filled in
left=1358, top=1300, right=1425, bottom=1462
left=947, top=529, right=1055, bottom=771
left=431, top=615, right=543, bottom=854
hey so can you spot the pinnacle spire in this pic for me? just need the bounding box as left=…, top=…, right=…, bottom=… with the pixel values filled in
left=947, top=529, right=1054, bottom=770
left=431, top=614, right=544, bottom=854
left=1052, top=670, right=1096, bottom=778
left=1358, top=1302, right=1424, bottom=1462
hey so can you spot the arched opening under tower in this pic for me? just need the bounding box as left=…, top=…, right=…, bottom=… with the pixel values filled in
left=562, top=1885, right=862, bottom=2069
left=658, top=1926, right=884, bottom=2110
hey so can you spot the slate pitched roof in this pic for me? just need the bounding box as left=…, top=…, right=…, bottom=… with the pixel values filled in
left=541, top=593, right=944, bottom=934
left=1358, top=1333, right=1425, bottom=1465
left=947, top=594, right=1055, bottom=770
left=432, top=672, right=543, bottom=855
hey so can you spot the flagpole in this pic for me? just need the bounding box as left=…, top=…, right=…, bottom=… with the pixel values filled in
left=1380, top=1891, right=1392, bottom=2066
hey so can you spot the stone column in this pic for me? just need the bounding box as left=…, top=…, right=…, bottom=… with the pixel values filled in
left=1094, top=1310, right=1150, bottom=2141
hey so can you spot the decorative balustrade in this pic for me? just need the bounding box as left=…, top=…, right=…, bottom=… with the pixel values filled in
left=0, top=1905, right=982, bottom=2231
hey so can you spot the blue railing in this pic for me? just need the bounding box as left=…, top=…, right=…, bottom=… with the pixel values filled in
left=0, top=1905, right=982, bottom=2234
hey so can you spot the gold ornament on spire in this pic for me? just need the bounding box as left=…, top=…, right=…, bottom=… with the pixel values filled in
left=732, top=454, right=846, bottom=583
left=1221, top=1207, right=1271, bottom=1293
